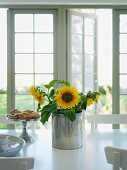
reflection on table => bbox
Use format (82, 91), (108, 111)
(1, 128), (127, 170)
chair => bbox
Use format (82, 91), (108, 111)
(86, 114), (127, 129)
(104, 146), (127, 170)
(0, 157), (34, 170)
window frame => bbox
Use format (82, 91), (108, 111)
(67, 10), (98, 92)
(67, 9), (98, 114)
(112, 9), (127, 128)
(7, 8), (68, 113)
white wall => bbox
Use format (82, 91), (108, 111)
(0, 0), (127, 5)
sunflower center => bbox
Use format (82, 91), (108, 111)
(62, 92), (73, 103)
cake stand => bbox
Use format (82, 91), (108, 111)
(6, 116), (38, 143)
(19, 120), (33, 143)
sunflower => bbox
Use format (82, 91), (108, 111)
(34, 93), (45, 105)
(28, 86), (36, 95)
(87, 98), (94, 106)
(55, 86), (80, 109)
(28, 86), (45, 104)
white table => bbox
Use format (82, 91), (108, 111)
(1, 128), (127, 170)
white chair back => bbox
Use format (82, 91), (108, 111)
(104, 146), (127, 170)
(86, 114), (127, 129)
(0, 157), (34, 170)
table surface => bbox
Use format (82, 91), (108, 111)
(1, 128), (127, 170)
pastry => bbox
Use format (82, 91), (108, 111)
(23, 109), (33, 113)
(19, 112), (32, 120)
(8, 113), (19, 119)
(8, 108), (40, 120)
(10, 109), (21, 115)
(31, 112), (40, 119)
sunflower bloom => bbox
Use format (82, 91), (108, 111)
(28, 86), (45, 104)
(55, 86), (80, 109)
(87, 98), (94, 106)
(34, 94), (45, 104)
(28, 86), (36, 95)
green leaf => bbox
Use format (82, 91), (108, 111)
(41, 105), (50, 112)
(61, 81), (70, 86)
(49, 89), (55, 98)
(81, 100), (87, 110)
(48, 79), (70, 88)
(41, 102), (55, 112)
(37, 104), (41, 112)
(40, 111), (51, 124)
(64, 109), (76, 122)
(40, 102), (57, 124)
(49, 80), (59, 86)
(44, 84), (50, 89)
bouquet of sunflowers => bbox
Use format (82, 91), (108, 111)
(28, 80), (100, 124)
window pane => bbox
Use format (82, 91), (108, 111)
(15, 54), (33, 73)
(34, 14), (53, 32)
(15, 74), (33, 94)
(72, 74), (82, 91)
(120, 34), (127, 53)
(120, 95), (127, 114)
(120, 75), (127, 94)
(35, 74), (53, 86)
(15, 95), (34, 110)
(84, 17), (95, 35)
(35, 54), (53, 73)
(15, 14), (33, 32)
(72, 15), (83, 34)
(85, 74), (94, 92)
(120, 15), (127, 33)
(15, 33), (33, 53)
(35, 34), (53, 53)
(86, 104), (95, 112)
(85, 55), (94, 74)
(120, 54), (127, 73)
(0, 94), (7, 114)
(72, 54), (83, 73)
(97, 9), (112, 89)
(72, 34), (82, 53)
(84, 36), (94, 54)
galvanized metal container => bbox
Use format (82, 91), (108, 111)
(52, 112), (83, 150)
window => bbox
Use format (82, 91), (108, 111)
(7, 9), (57, 113)
(0, 8), (67, 129)
(0, 7), (126, 130)
(68, 9), (113, 117)
(113, 10), (127, 129)
(67, 10), (98, 115)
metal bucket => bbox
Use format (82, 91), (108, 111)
(52, 113), (84, 150)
